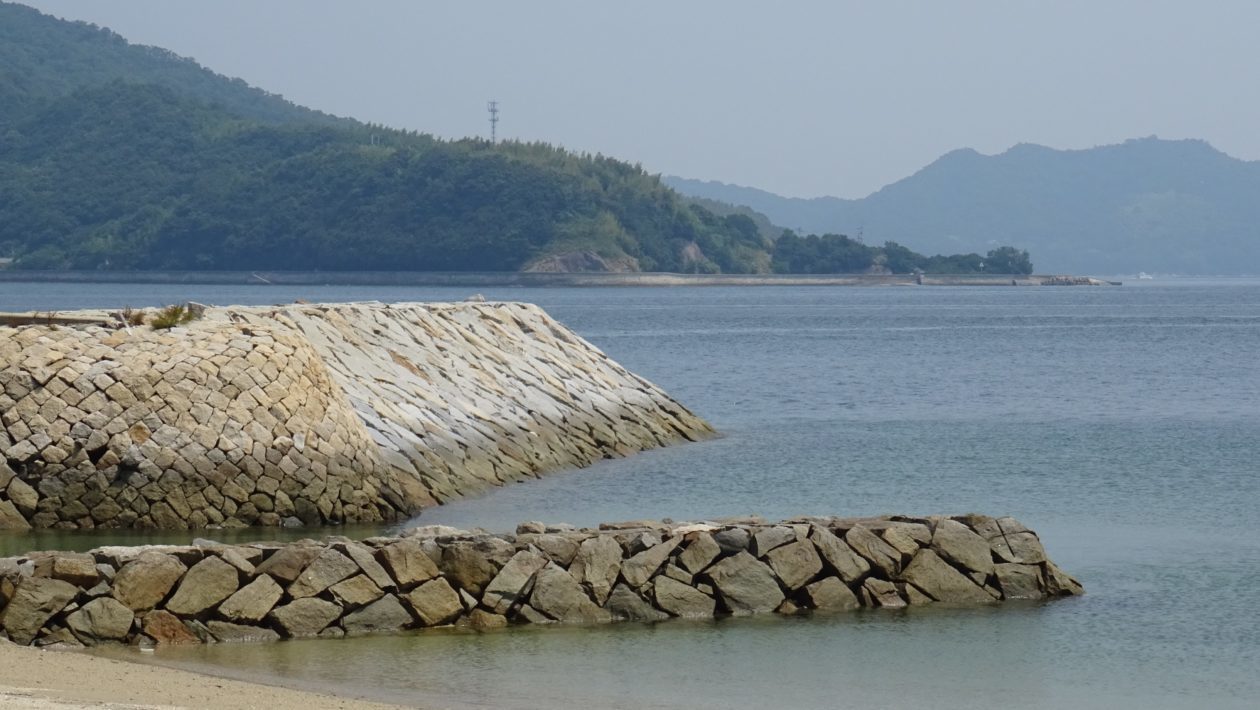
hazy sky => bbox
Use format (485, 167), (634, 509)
(21, 0), (1260, 198)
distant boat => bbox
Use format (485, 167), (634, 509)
(1138, 272), (1154, 280)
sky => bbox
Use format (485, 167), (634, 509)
(20, 0), (1260, 198)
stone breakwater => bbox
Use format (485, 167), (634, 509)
(0, 515), (1082, 647)
(0, 302), (712, 530)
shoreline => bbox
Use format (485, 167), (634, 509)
(0, 270), (1120, 287)
(0, 641), (404, 709)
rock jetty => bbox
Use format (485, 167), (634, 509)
(0, 302), (712, 530)
(0, 514), (1082, 647)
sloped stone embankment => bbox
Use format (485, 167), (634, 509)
(0, 514), (1082, 647)
(0, 302), (713, 529)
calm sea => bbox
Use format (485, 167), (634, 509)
(3, 279), (1258, 709)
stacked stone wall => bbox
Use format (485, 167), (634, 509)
(0, 302), (713, 529)
(0, 514), (1082, 647)
(0, 322), (393, 530)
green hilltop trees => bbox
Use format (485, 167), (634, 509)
(0, 2), (1036, 275)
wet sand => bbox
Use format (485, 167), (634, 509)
(0, 641), (405, 710)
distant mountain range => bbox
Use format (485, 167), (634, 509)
(666, 138), (1260, 275)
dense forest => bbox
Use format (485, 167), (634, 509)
(0, 2), (1032, 274)
(770, 233), (1032, 275)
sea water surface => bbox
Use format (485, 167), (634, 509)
(2, 280), (1258, 709)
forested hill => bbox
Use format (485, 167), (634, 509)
(0, 1), (343, 127)
(666, 138), (1260, 275)
(0, 2), (785, 273)
(0, 3), (1028, 274)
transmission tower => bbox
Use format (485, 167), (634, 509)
(487, 100), (499, 144)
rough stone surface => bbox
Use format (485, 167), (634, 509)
(65, 597), (134, 642)
(620, 539), (680, 588)
(439, 538), (515, 597)
(0, 576), (78, 644)
(142, 610), (200, 645)
(328, 575), (384, 609)
(403, 579), (464, 627)
(529, 564), (611, 623)
(342, 594), (413, 634)
(482, 550), (549, 614)
(764, 540), (823, 590)
(0, 515), (1079, 646)
(569, 536), (623, 605)
(0, 303), (713, 530)
(677, 533), (721, 574)
(750, 526), (796, 557)
(705, 552), (785, 614)
(288, 548), (359, 599)
(898, 550), (994, 604)
(604, 584), (669, 622)
(804, 577), (860, 612)
(809, 526), (870, 583)
(653, 577), (716, 618)
(994, 563), (1044, 600)
(377, 539), (439, 590)
(269, 597), (342, 637)
(111, 553), (187, 612)
(165, 556), (239, 616)
(712, 528), (750, 554)
(217, 575), (284, 623)
(931, 518), (996, 577)
(862, 578), (906, 608)
(845, 525), (903, 576)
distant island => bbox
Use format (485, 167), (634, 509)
(0, 2), (1032, 277)
(666, 137), (1260, 276)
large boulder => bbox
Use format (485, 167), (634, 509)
(569, 536), (624, 605)
(217, 575), (284, 623)
(804, 577), (860, 612)
(335, 542), (396, 590)
(764, 540), (823, 590)
(165, 556), (240, 616)
(253, 545), (322, 584)
(898, 550), (993, 604)
(65, 597), (134, 643)
(677, 533), (721, 574)
(328, 575), (385, 609)
(844, 525), (902, 576)
(0, 500), (30, 530)
(529, 564), (611, 623)
(269, 597), (342, 637)
(604, 584), (668, 622)
(141, 610), (199, 645)
(439, 537), (516, 596)
(620, 538), (680, 588)
(930, 519), (995, 578)
(0, 576), (79, 644)
(809, 527), (870, 583)
(703, 551), (784, 614)
(653, 577), (715, 618)
(482, 550), (549, 614)
(994, 563), (1043, 600)
(288, 548), (359, 599)
(111, 552), (187, 611)
(342, 594), (414, 634)
(376, 539), (440, 590)
(403, 579), (464, 626)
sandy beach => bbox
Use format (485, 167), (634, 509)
(0, 641), (404, 710)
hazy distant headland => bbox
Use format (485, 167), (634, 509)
(666, 137), (1260, 276)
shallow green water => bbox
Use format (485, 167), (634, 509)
(4, 279), (1259, 708)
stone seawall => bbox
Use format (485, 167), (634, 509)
(0, 302), (713, 529)
(0, 514), (1082, 647)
